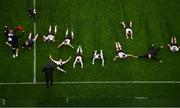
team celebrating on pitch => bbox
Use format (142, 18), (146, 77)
(2, 8), (180, 72)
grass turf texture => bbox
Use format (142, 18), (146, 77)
(0, 0), (180, 106)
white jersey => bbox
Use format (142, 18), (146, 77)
(126, 28), (132, 34)
(118, 52), (128, 58)
(170, 45), (179, 52)
(47, 34), (55, 40)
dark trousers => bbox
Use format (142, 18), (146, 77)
(45, 75), (53, 88)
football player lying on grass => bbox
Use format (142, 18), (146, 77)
(43, 25), (57, 42)
(139, 44), (163, 62)
(22, 32), (38, 49)
(28, 8), (36, 22)
(168, 37), (180, 52)
(92, 49), (104, 66)
(73, 45), (83, 68)
(49, 54), (71, 74)
(113, 42), (138, 61)
(57, 28), (74, 49)
(121, 21), (133, 39)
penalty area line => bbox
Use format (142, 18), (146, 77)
(1, 81), (180, 85)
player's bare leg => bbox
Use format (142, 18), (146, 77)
(48, 25), (52, 34)
(100, 50), (104, 66)
(28, 33), (32, 39)
(80, 60), (83, 68)
(129, 21), (132, 27)
(121, 22), (126, 28)
(171, 37), (174, 44)
(16, 48), (19, 57)
(92, 50), (97, 65)
(54, 25), (57, 35)
(69, 43), (74, 49)
(33, 34), (38, 42)
(127, 54), (138, 58)
(71, 30), (74, 39)
(173, 37), (177, 44)
(65, 28), (69, 37)
(57, 41), (65, 48)
(57, 67), (66, 74)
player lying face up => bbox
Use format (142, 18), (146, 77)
(92, 49), (104, 66)
(113, 42), (138, 61)
(73, 45), (83, 68)
(49, 54), (71, 74)
(22, 32), (38, 49)
(121, 21), (133, 39)
(43, 25), (57, 42)
(139, 44), (163, 62)
(168, 37), (180, 53)
(58, 28), (74, 49)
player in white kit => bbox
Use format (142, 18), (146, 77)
(73, 45), (83, 68)
(43, 25), (57, 42)
(92, 49), (104, 66)
(168, 37), (180, 52)
(113, 42), (137, 61)
(58, 28), (74, 49)
(121, 21), (133, 39)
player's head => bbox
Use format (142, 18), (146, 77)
(148, 54), (152, 59)
(9, 29), (13, 33)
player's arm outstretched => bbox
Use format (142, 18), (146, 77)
(49, 54), (58, 65)
(62, 56), (71, 65)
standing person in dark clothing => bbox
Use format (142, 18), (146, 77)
(41, 61), (55, 88)
(139, 44), (163, 62)
(28, 8), (36, 22)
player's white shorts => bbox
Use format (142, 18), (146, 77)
(118, 52), (128, 58)
(46, 35), (55, 41)
(170, 45), (179, 52)
(126, 28), (132, 34)
(64, 39), (71, 45)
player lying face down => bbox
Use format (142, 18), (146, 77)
(113, 42), (138, 61)
(168, 37), (180, 52)
(73, 45), (83, 68)
(121, 21), (133, 39)
(22, 32), (38, 49)
(139, 44), (163, 62)
(57, 28), (74, 49)
(49, 54), (71, 74)
(43, 25), (57, 42)
(92, 49), (104, 66)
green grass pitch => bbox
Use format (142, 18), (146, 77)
(0, 0), (180, 106)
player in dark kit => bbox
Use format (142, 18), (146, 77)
(139, 44), (163, 62)
(28, 8), (36, 22)
(11, 31), (25, 58)
(41, 61), (55, 88)
(22, 32), (38, 49)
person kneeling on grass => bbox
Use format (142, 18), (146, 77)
(49, 54), (71, 74)
(73, 45), (83, 68)
(92, 49), (104, 66)
(168, 37), (180, 52)
(57, 28), (74, 49)
(22, 32), (38, 49)
(113, 42), (138, 61)
(139, 44), (163, 62)
(43, 25), (57, 42)
(121, 21), (133, 39)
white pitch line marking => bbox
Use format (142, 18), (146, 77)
(33, 0), (37, 83)
(1, 81), (180, 85)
